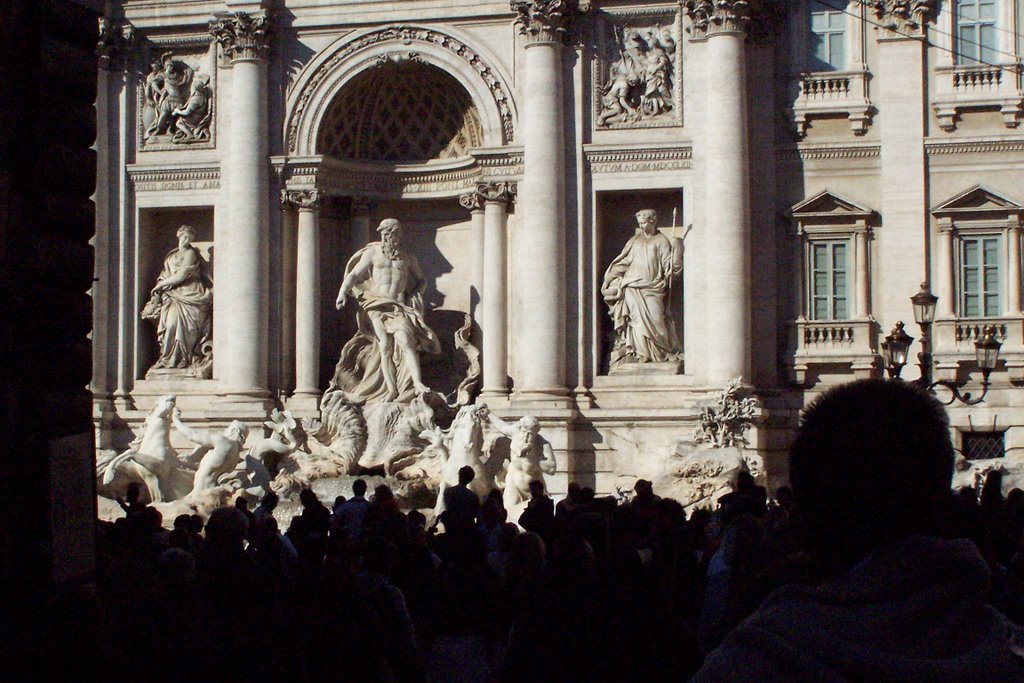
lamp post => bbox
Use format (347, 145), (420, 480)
(881, 282), (1002, 405)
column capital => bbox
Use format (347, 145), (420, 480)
(210, 11), (272, 62)
(477, 181), (518, 206)
(683, 1), (784, 41)
(683, 0), (751, 38)
(511, 0), (587, 45)
(96, 16), (135, 71)
(867, 0), (935, 37)
(282, 189), (320, 210)
(459, 191), (485, 213)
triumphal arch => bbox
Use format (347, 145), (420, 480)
(92, 1), (1024, 512)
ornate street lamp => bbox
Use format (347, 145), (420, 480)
(882, 283), (1003, 405)
(910, 281), (938, 326)
(881, 321), (913, 380)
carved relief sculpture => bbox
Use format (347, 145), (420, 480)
(598, 22), (677, 127)
(142, 53), (213, 144)
(602, 209), (684, 366)
(333, 218), (441, 403)
(866, 0), (935, 34)
(142, 224), (213, 377)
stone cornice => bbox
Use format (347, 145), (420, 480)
(867, 0), (935, 36)
(777, 144), (881, 162)
(511, 0), (586, 45)
(97, 16), (136, 71)
(584, 144), (692, 173)
(127, 163), (220, 192)
(925, 138), (1024, 156)
(210, 11), (271, 62)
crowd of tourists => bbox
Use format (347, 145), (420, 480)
(38, 380), (1024, 680)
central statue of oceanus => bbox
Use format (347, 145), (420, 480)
(332, 218), (441, 403)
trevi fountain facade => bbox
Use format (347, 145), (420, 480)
(91, 0), (1024, 517)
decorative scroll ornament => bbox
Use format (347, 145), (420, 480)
(694, 378), (758, 448)
(96, 16), (135, 71)
(867, 0), (935, 35)
(459, 191), (485, 212)
(477, 181), (517, 205)
(510, 0), (586, 45)
(282, 189), (321, 210)
(209, 11), (272, 62)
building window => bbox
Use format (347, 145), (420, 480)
(809, 1), (847, 71)
(810, 241), (849, 320)
(956, 0), (998, 65)
(959, 235), (1001, 317)
(963, 430), (1005, 459)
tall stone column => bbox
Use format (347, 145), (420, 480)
(210, 11), (272, 401)
(1008, 223), (1022, 315)
(855, 228), (871, 318)
(684, 1), (755, 383)
(285, 190), (322, 408)
(350, 197), (372, 252)
(459, 191), (486, 321)
(937, 226), (955, 318)
(479, 182), (516, 398)
(510, 0), (580, 403)
(278, 192), (298, 396)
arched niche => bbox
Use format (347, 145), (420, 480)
(318, 60), (484, 163)
(285, 25), (517, 158)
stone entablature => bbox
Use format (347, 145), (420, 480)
(584, 143), (692, 174)
(127, 163), (220, 193)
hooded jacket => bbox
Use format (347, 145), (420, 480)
(692, 536), (1024, 682)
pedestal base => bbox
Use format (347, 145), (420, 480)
(609, 360), (684, 376)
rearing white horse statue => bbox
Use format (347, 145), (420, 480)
(434, 403), (490, 516)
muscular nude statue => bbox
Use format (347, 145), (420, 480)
(334, 219), (440, 403)
(172, 408), (249, 498)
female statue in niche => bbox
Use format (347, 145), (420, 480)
(142, 224), (213, 375)
(601, 209), (683, 366)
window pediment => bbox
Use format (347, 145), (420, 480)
(791, 190), (876, 234)
(932, 185), (1024, 221)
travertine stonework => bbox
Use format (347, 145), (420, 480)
(93, 1), (1024, 503)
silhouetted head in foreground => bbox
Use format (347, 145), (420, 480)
(458, 465), (475, 486)
(789, 379), (954, 572)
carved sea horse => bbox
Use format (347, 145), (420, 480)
(434, 403), (490, 516)
(99, 394), (193, 503)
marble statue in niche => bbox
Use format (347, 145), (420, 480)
(598, 22), (677, 127)
(142, 224), (213, 377)
(142, 52), (212, 144)
(333, 218), (441, 403)
(601, 209), (683, 367)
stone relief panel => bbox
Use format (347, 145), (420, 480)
(138, 44), (216, 151)
(594, 9), (682, 130)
